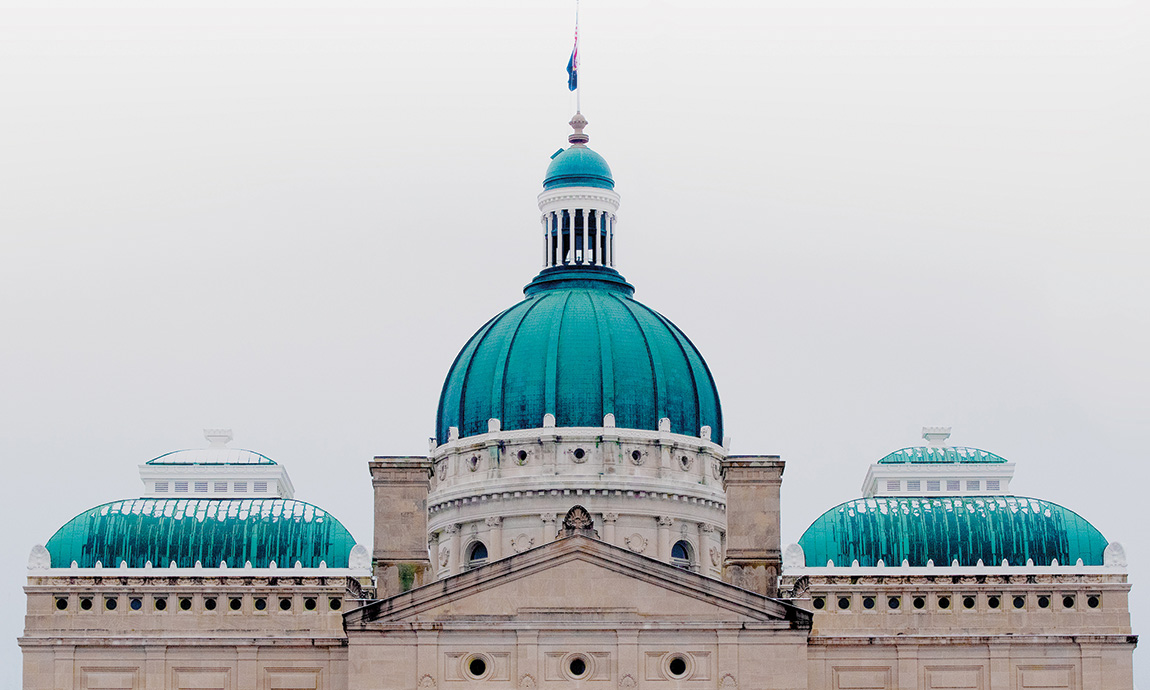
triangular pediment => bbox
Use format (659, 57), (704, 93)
(344, 535), (807, 628)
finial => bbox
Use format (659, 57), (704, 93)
(204, 428), (233, 448)
(568, 112), (589, 145)
(922, 426), (951, 447)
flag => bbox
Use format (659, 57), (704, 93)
(566, 27), (578, 91)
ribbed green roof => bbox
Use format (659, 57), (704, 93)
(543, 146), (614, 190)
(436, 267), (722, 444)
(147, 448), (277, 465)
(798, 496), (1107, 567)
(46, 499), (357, 568)
(877, 446), (1007, 464)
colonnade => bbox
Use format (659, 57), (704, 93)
(540, 208), (616, 268)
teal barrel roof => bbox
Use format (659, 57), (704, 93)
(798, 496), (1107, 567)
(45, 498), (357, 568)
(436, 266), (722, 444)
(877, 446), (1007, 464)
(147, 448), (276, 465)
(543, 146), (614, 190)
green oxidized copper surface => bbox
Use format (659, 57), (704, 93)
(798, 496), (1107, 567)
(436, 267), (722, 444)
(46, 499), (357, 568)
(146, 448), (277, 465)
(543, 146), (614, 190)
(877, 446), (1008, 464)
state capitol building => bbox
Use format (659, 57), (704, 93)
(19, 110), (1137, 689)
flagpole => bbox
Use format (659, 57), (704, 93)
(575, 0), (580, 113)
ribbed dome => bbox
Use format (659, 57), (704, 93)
(798, 496), (1107, 567)
(543, 146), (614, 190)
(46, 498), (358, 568)
(436, 267), (722, 444)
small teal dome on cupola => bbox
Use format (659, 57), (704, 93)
(542, 112), (614, 190)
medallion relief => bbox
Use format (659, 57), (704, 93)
(625, 533), (648, 553)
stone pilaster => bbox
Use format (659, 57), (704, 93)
(370, 456), (433, 597)
(721, 455), (784, 596)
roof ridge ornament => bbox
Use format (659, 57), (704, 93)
(568, 112), (589, 146)
(922, 426), (951, 448)
(204, 428), (233, 448)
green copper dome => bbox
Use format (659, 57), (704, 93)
(45, 498), (358, 568)
(798, 496), (1107, 568)
(543, 146), (614, 190)
(436, 266), (722, 444)
(877, 446), (1008, 464)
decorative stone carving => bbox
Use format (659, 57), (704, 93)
(485, 516), (503, 528)
(710, 546), (721, 567)
(619, 674), (637, 688)
(719, 672), (738, 690)
(349, 544), (370, 570)
(560, 505), (599, 537)
(418, 674), (437, 689)
(439, 547), (450, 567)
(629, 449), (645, 465)
(658, 516), (674, 527)
(513, 534), (535, 553)
(712, 462), (722, 480)
(625, 534), (648, 553)
(519, 674), (536, 689)
(602, 512), (619, 524)
(783, 543), (805, 569)
(467, 455), (479, 472)
(444, 524), (461, 535)
(678, 454), (693, 471)
(27, 544), (50, 570)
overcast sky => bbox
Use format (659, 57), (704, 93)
(1, 0), (1147, 686)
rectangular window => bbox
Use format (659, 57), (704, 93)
(946, 480), (960, 491)
(174, 481), (189, 492)
(254, 481), (268, 493)
(986, 479), (1000, 491)
(194, 481), (208, 493)
(906, 480), (921, 492)
(234, 482), (247, 493)
(967, 480), (981, 491)
(886, 480), (900, 492)
(214, 481), (228, 492)
(927, 480), (940, 492)
(154, 481), (168, 493)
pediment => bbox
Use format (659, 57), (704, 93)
(345, 535), (806, 628)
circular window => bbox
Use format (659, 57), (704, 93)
(837, 596), (851, 610)
(204, 597), (217, 611)
(467, 456), (479, 472)
(55, 597), (68, 611)
(963, 596), (976, 609)
(812, 597), (825, 610)
(1088, 595), (1101, 609)
(1063, 595), (1075, 609)
(329, 597), (342, 611)
(517, 449), (528, 464)
(105, 597), (117, 611)
(1037, 595), (1050, 609)
(913, 596), (926, 610)
(631, 449), (644, 465)
(667, 655), (689, 679)
(254, 597), (267, 611)
(79, 598), (92, 611)
(573, 448), (586, 462)
(279, 598), (292, 611)
(130, 598), (142, 611)
(154, 598), (167, 611)
(465, 655), (490, 680)
(1013, 596), (1026, 609)
(938, 596), (951, 610)
(988, 596), (1001, 609)
(304, 597), (317, 611)
(564, 654), (592, 680)
(229, 597), (242, 611)
(679, 455), (692, 470)
(862, 596), (875, 610)
(887, 596), (900, 610)
(179, 597), (192, 611)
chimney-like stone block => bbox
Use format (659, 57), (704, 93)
(722, 455), (784, 597)
(369, 456), (433, 598)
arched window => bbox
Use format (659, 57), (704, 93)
(671, 540), (692, 569)
(467, 542), (488, 569)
